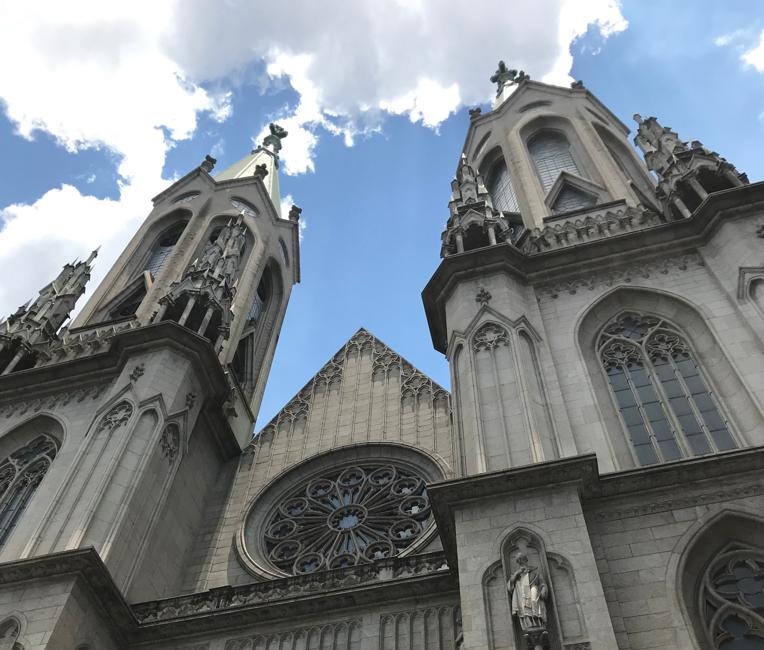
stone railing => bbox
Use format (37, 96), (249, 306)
(132, 552), (450, 623)
(520, 201), (665, 255)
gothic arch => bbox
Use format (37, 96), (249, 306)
(0, 615), (23, 649)
(576, 287), (763, 469)
(0, 417), (61, 549)
(129, 208), (191, 281)
(478, 146), (520, 215)
(592, 122), (655, 199)
(677, 510), (764, 649)
(234, 258), (285, 401)
(190, 214), (258, 279)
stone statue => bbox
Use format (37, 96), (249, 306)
(263, 122), (289, 152)
(508, 551), (548, 648)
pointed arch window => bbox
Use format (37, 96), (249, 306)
(528, 131), (581, 191)
(0, 434), (58, 547)
(146, 222), (186, 278)
(0, 617), (20, 650)
(598, 312), (736, 466)
(485, 160), (519, 213)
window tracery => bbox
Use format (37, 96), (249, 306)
(486, 160), (519, 213)
(701, 547), (764, 649)
(0, 435), (58, 547)
(262, 462), (432, 575)
(528, 131), (581, 192)
(598, 312), (735, 465)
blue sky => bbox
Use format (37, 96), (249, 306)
(0, 1), (763, 429)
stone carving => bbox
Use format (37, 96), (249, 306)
(185, 392), (197, 409)
(262, 122), (288, 153)
(42, 319), (139, 367)
(132, 551), (449, 623)
(520, 204), (663, 255)
(570, 80), (584, 89)
(253, 163), (268, 179)
(469, 107), (482, 120)
(95, 401), (133, 434)
(508, 551), (549, 649)
(473, 323), (510, 351)
(288, 205), (302, 222)
(536, 252), (704, 299)
(200, 154), (216, 173)
(129, 364), (144, 382)
(160, 423), (181, 463)
(476, 287), (492, 305)
(490, 61), (528, 96)
(757, 224), (764, 238)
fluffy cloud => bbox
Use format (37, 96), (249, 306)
(742, 29), (764, 72)
(0, 0), (627, 314)
(167, 0), (627, 173)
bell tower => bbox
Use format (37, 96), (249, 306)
(72, 122), (301, 416)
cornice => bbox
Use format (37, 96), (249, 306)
(429, 446), (764, 569)
(422, 182), (764, 352)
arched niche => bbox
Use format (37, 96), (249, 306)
(488, 528), (587, 649)
(577, 288), (763, 470)
(230, 258), (284, 400)
(679, 511), (764, 649)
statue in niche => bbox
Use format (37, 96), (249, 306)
(508, 550), (549, 649)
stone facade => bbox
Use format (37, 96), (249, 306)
(0, 73), (760, 650)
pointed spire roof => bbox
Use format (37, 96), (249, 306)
(215, 122), (288, 210)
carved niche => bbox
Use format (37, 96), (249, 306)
(483, 530), (588, 650)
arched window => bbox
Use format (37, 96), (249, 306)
(146, 222), (186, 278)
(528, 131), (581, 191)
(0, 434), (58, 547)
(0, 618), (20, 650)
(485, 160), (519, 213)
(700, 546), (764, 649)
(598, 312), (736, 466)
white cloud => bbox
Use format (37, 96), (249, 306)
(166, 0), (628, 174)
(0, 0), (627, 315)
(743, 29), (764, 72)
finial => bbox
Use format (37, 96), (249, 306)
(288, 205), (302, 223)
(263, 122), (289, 153)
(570, 80), (584, 89)
(489, 61), (528, 97)
(86, 247), (100, 265)
(469, 107), (482, 120)
(253, 163), (269, 180)
(200, 154), (217, 173)
(633, 113), (644, 125)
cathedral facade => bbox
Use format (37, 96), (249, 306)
(0, 68), (761, 650)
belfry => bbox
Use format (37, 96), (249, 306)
(0, 65), (761, 650)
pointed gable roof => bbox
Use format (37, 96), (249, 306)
(255, 328), (449, 437)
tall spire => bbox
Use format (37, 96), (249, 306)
(0, 251), (97, 373)
(633, 114), (747, 218)
(215, 123), (289, 210)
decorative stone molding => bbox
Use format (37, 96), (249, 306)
(0, 383), (107, 418)
(590, 483), (763, 522)
(536, 252), (704, 299)
(737, 267), (764, 300)
(95, 401), (133, 434)
(129, 364), (145, 382)
(132, 551), (450, 624)
(472, 323), (510, 351)
(475, 287), (492, 305)
(226, 620), (360, 650)
(520, 203), (664, 255)
(160, 423), (181, 463)
(564, 643), (592, 650)
(42, 319), (139, 367)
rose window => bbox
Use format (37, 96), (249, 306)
(262, 463), (433, 574)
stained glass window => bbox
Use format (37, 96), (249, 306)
(486, 160), (519, 213)
(528, 131), (581, 191)
(598, 312), (736, 465)
(263, 462), (432, 574)
(0, 434), (58, 547)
